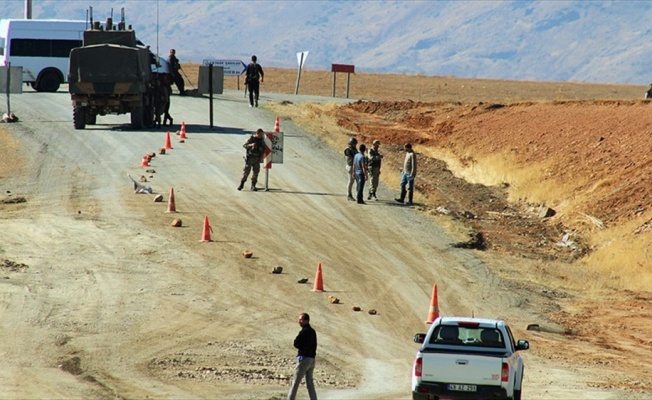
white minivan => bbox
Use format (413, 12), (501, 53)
(0, 19), (87, 92)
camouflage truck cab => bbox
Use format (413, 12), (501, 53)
(68, 14), (156, 130)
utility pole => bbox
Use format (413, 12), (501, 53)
(25, 0), (33, 19)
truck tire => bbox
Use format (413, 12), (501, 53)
(73, 106), (86, 130)
(130, 106), (144, 129)
(514, 390), (522, 400)
(85, 112), (97, 125)
(37, 71), (61, 92)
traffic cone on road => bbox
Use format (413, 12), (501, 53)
(273, 116), (280, 133)
(200, 215), (213, 242)
(179, 121), (187, 139)
(166, 187), (177, 213)
(425, 284), (440, 324)
(165, 131), (173, 150)
(311, 262), (324, 292)
(141, 155), (150, 167)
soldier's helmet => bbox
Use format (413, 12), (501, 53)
(348, 137), (358, 145)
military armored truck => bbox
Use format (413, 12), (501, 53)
(68, 11), (156, 129)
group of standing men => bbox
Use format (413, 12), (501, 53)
(346, 138), (417, 205)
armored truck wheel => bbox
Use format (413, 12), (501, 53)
(85, 112), (97, 125)
(130, 106), (144, 129)
(73, 106), (86, 129)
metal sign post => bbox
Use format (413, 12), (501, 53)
(5, 62), (11, 116)
(331, 64), (355, 98)
(208, 63), (214, 128)
(295, 51), (309, 95)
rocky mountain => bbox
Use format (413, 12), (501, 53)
(1, 0), (651, 84)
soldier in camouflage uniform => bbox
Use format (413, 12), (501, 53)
(238, 129), (265, 191)
(367, 140), (383, 200)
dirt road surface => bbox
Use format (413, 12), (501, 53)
(0, 85), (648, 399)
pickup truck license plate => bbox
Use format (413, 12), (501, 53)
(448, 384), (477, 392)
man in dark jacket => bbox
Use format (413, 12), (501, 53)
(288, 313), (317, 400)
(168, 49), (185, 95)
(238, 129), (265, 191)
(245, 55), (265, 107)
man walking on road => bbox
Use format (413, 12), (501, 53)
(238, 129), (265, 191)
(353, 144), (369, 204)
(245, 55), (265, 107)
(367, 140), (383, 200)
(288, 312), (318, 400)
(344, 137), (358, 201)
(395, 143), (417, 205)
(167, 49), (185, 95)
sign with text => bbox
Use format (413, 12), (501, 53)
(264, 131), (284, 168)
(202, 59), (246, 76)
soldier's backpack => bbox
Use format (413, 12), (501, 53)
(248, 63), (260, 81)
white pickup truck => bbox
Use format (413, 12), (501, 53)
(412, 317), (530, 400)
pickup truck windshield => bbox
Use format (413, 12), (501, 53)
(428, 325), (505, 349)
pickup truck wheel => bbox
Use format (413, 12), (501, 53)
(130, 106), (144, 129)
(37, 71), (61, 92)
(73, 106), (86, 130)
(513, 389), (522, 400)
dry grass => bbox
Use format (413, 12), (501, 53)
(182, 65), (647, 103)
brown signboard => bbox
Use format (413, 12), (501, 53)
(331, 64), (355, 73)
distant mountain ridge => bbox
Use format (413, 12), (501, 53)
(1, 0), (650, 84)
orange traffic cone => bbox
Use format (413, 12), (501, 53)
(166, 187), (176, 213)
(273, 116), (280, 133)
(179, 121), (187, 139)
(312, 262), (324, 292)
(200, 215), (213, 242)
(141, 155), (150, 167)
(425, 284), (440, 324)
(165, 130), (173, 150)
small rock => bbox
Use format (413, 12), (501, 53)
(139, 175), (147, 182)
(145, 169), (156, 174)
(328, 295), (340, 304)
(242, 250), (253, 259)
(352, 306), (361, 312)
(539, 206), (556, 218)
(272, 266), (283, 274)
(368, 309), (377, 315)
(153, 194), (164, 202)
(159, 148), (166, 155)
(297, 278), (308, 284)
(171, 218), (182, 227)
(148, 152), (156, 159)
(179, 139), (185, 143)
